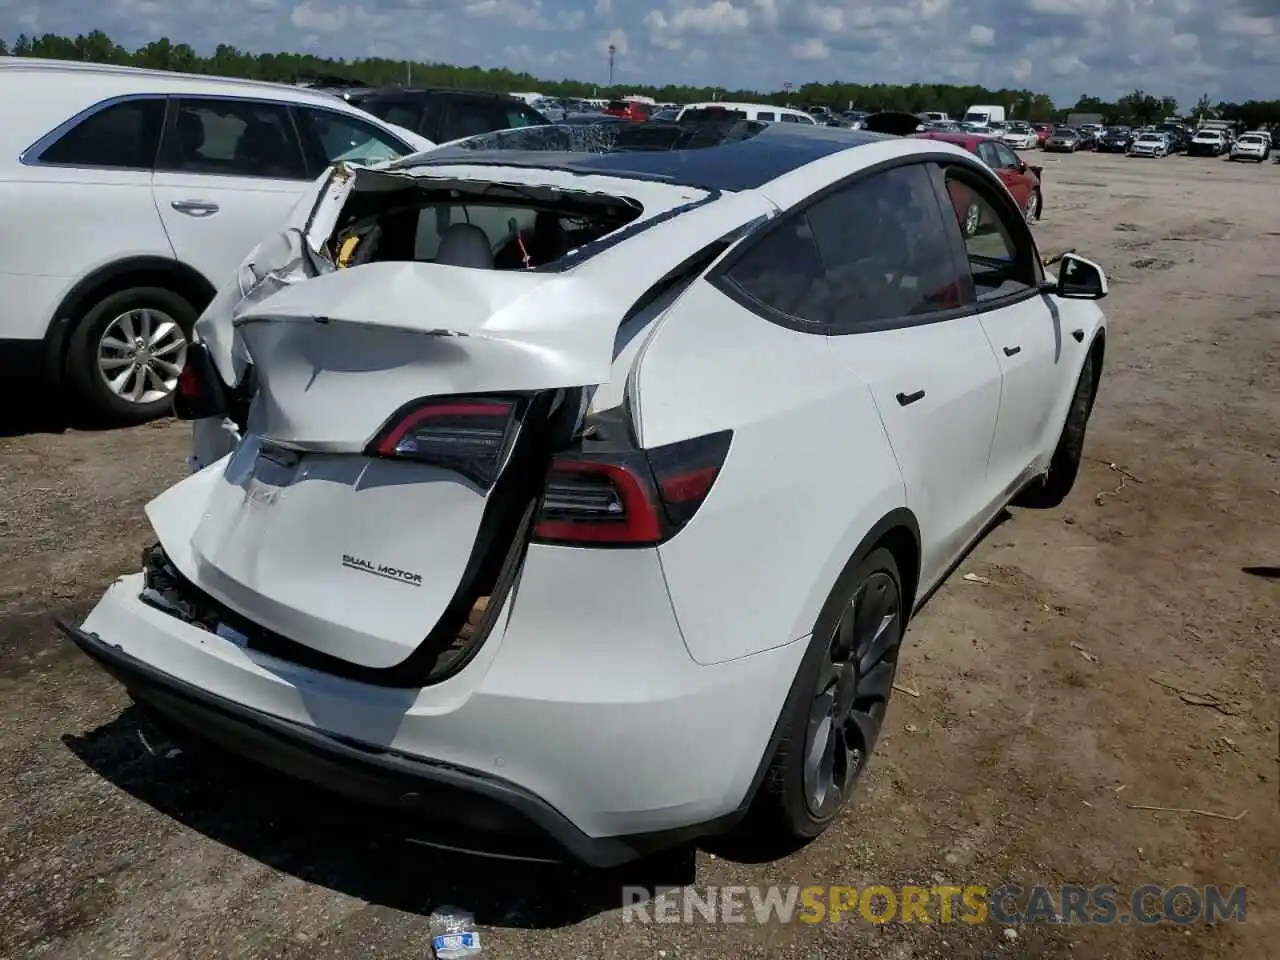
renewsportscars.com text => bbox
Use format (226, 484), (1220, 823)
(621, 884), (1247, 925)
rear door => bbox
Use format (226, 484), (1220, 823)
(811, 161), (1005, 587)
(938, 162), (1061, 492)
(151, 96), (314, 290)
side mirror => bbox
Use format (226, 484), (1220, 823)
(1056, 252), (1108, 300)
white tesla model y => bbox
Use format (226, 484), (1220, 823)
(61, 119), (1109, 866)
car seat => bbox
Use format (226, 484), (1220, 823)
(235, 117), (293, 177)
(435, 223), (495, 269)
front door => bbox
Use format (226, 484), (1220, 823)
(151, 96), (314, 291)
(938, 163), (1062, 491)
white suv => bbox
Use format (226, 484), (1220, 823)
(0, 58), (433, 423)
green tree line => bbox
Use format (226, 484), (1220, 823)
(4, 30), (1278, 126)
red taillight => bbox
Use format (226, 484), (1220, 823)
(172, 341), (229, 421)
(532, 429), (732, 547)
(365, 395), (521, 489)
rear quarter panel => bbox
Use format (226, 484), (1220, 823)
(633, 279), (906, 666)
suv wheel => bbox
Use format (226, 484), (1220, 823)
(67, 286), (196, 426)
(751, 547), (904, 844)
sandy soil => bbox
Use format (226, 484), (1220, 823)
(0, 150), (1277, 960)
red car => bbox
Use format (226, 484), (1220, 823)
(1034, 123), (1053, 147)
(909, 131), (1043, 228)
(601, 99), (653, 122)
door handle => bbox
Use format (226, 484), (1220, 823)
(170, 199), (219, 217)
(1003, 345), (1022, 356)
(896, 389), (926, 406)
(1071, 328), (1084, 342)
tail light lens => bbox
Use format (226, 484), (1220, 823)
(365, 395), (522, 489)
(533, 429), (732, 547)
(173, 341), (229, 421)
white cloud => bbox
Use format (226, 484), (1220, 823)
(597, 25), (629, 56)
(791, 36), (830, 59)
(290, 1), (345, 33)
(967, 24), (995, 46)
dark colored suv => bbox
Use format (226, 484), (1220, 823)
(347, 88), (549, 143)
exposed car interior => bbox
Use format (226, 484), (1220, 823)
(328, 187), (643, 271)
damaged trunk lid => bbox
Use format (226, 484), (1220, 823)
(166, 261), (623, 677)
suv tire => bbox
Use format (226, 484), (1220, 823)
(66, 286), (197, 426)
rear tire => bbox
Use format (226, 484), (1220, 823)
(66, 286), (197, 426)
(1014, 352), (1097, 509)
(748, 547), (904, 847)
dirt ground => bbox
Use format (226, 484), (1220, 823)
(1, 150), (1277, 960)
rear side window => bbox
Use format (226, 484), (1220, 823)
(721, 163), (968, 329)
(757, 112), (776, 122)
(38, 97), (165, 169)
(721, 214), (827, 323)
(158, 98), (308, 179)
(363, 100), (424, 133)
(439, 99), (507, 141)
(806, 163), (966, 327)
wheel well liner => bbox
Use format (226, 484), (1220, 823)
(44, 257), (218, 381)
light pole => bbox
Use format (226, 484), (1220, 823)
(608, 43), (615, 88)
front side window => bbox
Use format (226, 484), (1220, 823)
(300, 108), (409, 168)
(991, 142), (1022, 169)
(780, 113), (799, 123)
(158, 98), (308, 179)
(37, 97), (166, 169)
(943, 168), (1039, 302)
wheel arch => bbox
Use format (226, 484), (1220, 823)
(732, 506), (922, 819)
(43, 257), (218, 383)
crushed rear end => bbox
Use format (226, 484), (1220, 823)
(60, 152), (795, 862)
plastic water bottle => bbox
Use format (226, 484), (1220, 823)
(429, 906), (484, 958)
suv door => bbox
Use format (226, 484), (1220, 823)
(435, 96), (547, 142)
(804, 162), (1006, 587)
(151, 97), (314, 291)
(938, 162), (1062, 493)
(977, 139), (1031, 210)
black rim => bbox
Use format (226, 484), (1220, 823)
(803, 571), (902, 819)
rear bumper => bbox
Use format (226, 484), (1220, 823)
(59, 618), (646, 865)
(63, 565), (806, 863)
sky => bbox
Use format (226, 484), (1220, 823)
(2, 0), (1278, 106)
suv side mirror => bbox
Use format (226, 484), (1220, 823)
(1056, 252), (1108, 300)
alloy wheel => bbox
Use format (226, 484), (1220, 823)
(97, 308), (189, 405)
(802, 570), (902, 819)
(1024, 189), (1039, 225)
(964, 203), (981, 237)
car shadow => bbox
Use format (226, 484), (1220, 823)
(61, 705), (698, 929)
(0, 382), (106, 438)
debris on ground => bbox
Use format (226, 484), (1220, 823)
(1070, 641), (1098, 663)
(1149, 676), (1245, 715)
(962, 572), (992, 585)
(1128, 804), (1249, 822)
